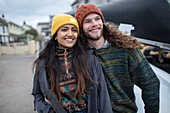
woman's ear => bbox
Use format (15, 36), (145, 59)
(55, 36), (58, 40)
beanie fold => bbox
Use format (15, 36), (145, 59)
(51, 14), (79, 36)
(75, 4), (105, 29)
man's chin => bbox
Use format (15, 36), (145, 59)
(86, 34), (101, 40)
(87, 36), (100, 41)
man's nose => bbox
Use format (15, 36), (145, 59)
(91, 19), (97, 26)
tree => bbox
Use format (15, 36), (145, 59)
(25, 29), (38, 38)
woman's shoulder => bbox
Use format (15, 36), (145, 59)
(36, 59), (45, 68)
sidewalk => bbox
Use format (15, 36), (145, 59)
(0, 55), (36, 113)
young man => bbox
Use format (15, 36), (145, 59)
(75, 4), (160, 113)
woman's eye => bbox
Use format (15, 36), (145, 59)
(72, 29), (78, 32)
(61, 29), (67, 31)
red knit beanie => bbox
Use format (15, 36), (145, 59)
(75, 4), (105, 29)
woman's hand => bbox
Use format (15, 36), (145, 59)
(45, 98), (51, 105)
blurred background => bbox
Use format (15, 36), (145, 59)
(0, 0), (170, 113)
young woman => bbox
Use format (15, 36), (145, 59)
(32, 14), (112, 113)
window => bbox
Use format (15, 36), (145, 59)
(3, 26), (5, 33)
(0, 36), (2, 44)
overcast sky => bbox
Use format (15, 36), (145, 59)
(0, 0), (75, 29)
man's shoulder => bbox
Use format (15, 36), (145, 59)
(109, 46), (142, 54)
(98, 45), (128, 53)
(98, 46), (143, 58)
(86, 49), (94, 55)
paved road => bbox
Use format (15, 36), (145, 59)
(0, 55), (36, 113)
(0, 55), (169, 113)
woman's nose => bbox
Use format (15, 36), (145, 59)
(67, 30), (73, 36)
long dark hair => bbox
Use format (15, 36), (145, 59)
(33, 34), (91, 105)
(80, 22), (141, 50)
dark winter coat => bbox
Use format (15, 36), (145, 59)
(32, 50), (113, 113)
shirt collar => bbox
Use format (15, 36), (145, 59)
(102, 40), (111, 48)
(89, 40), (111, 50)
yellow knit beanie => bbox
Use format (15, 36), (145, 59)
(51, 14), (79, 36)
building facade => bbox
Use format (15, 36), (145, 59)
(8, 21), (25, 43)
(37, 22), (50, 36)
(0, 16), (37, 55)
(22, 21), (33, 31)
(0, 17), (9, 45)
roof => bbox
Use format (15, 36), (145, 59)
(37, 22), (49, 26)
(0, 17), (8, 26)
(23, 24), (33, 29)
(8, 21), (23, 28)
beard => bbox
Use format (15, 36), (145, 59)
(83, 30), (102, 41)
(87, 34), (101, 41)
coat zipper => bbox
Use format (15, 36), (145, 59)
(64, 48), (69, 74)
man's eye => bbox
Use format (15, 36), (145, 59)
(96, 17), (101, 21)
(84, 20), (91, 23)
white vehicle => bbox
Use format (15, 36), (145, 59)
(135, 63), (170, 113)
